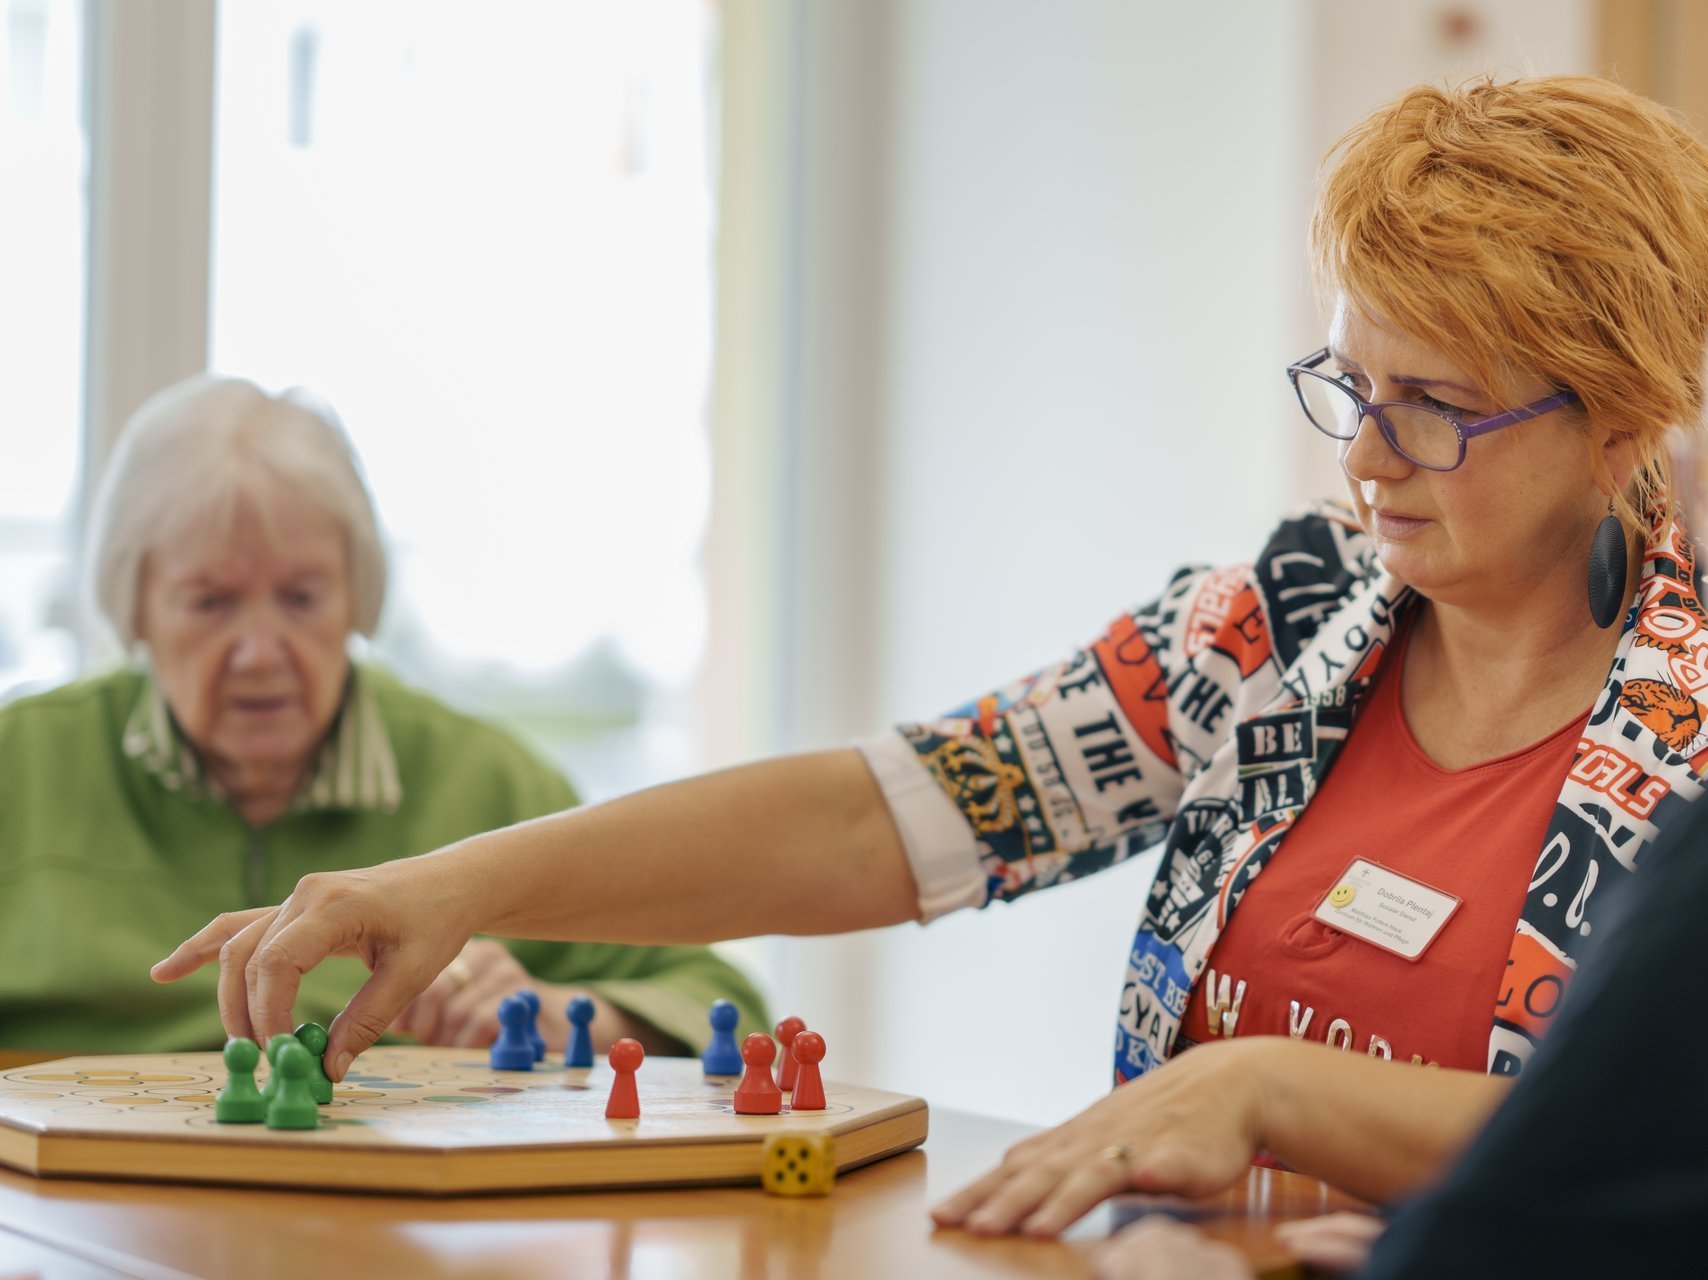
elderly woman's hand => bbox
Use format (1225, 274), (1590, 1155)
(391, 942), (684, 1056)
(392, 939), (540, 1049)
(151, 855), (483, 1079)
(932, 1038), (1273, 1238)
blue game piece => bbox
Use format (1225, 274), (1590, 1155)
(564, 994), (595, 1069)
(518, 989), (546, 1062)
(702, 998), (743, 1076)
(489, 994), (536, 1071)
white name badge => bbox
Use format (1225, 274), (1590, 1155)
(1313, 858), (1461, 961)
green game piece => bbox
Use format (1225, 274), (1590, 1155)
(264, 1043), (320, 1130)
(261, 1032), (300, 1106)
(294, 1022), (334, 1105)
(215, 1037), (266, 1124)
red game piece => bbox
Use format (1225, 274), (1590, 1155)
(605, 1038), (644, 1119)
(789, 1031), (826, 1111)
(773, 1016), (806, 1091)
(732, 1032), (782, 1114)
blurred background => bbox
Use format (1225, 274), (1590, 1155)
(1, 0), (1695, 1123)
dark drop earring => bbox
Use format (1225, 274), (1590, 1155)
(1587, 503), (1627, 629)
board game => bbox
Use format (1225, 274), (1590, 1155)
(0, 1047), (928, 1195)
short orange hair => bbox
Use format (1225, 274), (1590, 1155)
(1312, 76), (1708, 529)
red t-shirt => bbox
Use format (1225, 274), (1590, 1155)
(1179, 623), (1588, 1070)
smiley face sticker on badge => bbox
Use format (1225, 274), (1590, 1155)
(1328, 883), (1357, 909)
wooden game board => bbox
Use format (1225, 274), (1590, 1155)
(0, 1046), (928, 1195)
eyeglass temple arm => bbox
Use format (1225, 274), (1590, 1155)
(1288, 347), (1332, 374)
(1459, 391), (1579, 438)
(1285, 350), (1576, 435)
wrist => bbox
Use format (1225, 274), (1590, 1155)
(1221, 1036), (1293, 1156)
(445, 826), (539, 934)
(418, 836), (506, 938)
(1242, 1037), (1334, 1167)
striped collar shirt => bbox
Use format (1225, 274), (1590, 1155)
(121, 667), (403, 815)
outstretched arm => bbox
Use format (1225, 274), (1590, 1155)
(153, 749), (917, 1077)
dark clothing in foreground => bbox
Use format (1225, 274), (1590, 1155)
(1361, 797), (1708, 1278)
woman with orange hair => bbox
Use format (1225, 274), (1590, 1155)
(158, 75), (1708, 1236)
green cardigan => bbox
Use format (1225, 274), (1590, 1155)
(0, 666), (768, 1054)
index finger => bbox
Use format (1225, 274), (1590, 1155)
(151, 907), (277, 983)
(931, 1162), (1020, 1227)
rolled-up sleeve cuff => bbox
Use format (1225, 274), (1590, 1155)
(855, 732), (988, 921)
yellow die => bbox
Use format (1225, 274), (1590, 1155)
(761, 1131), (836, 1196)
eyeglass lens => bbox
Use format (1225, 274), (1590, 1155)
(1295, 373), (1461, 469)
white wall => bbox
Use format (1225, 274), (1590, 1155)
(759, 0), (1597, 1126)
(869, 0), (1306, 1125)
(770, 0), (1307, 1125)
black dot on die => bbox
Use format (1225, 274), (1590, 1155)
(797, 1171), (809, 1185)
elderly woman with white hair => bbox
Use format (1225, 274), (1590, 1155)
(0, 374), (767, 1056)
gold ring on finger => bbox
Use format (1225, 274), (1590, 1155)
(445, 957), (474, 989)
(1101, 1142), (1134, 1167)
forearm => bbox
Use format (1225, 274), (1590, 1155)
(154, 748), (923, 1072)
(1253, 1039), (1511, 1203)
(432, 748), (921, 945)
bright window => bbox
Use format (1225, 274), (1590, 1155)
(0, 0), (84, 699)
(210, 0), (718, 796)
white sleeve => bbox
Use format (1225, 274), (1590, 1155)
(855, 732), (988, 921)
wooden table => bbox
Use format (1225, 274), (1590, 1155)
(0, 1073), (1367, 1280)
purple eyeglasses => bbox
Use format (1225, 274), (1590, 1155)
(1287, 347), (1579, 472)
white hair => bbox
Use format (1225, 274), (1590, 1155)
(86, 374), (388, 648)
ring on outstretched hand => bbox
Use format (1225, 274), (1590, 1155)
(1101, 1143), (1135, 1167)
(445, 957), (474, 989)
